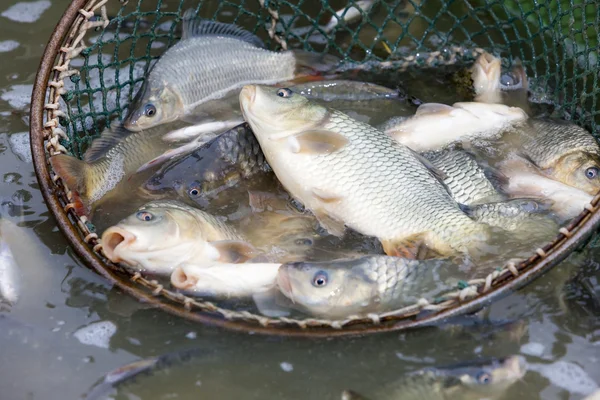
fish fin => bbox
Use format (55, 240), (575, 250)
(49, 154), (90, 215)
(288, 130), (349, 154)
(252, 288), (291, 318)
(415, 103), (454, 116)
(291, 50), (340, 74)
(136, 141), (205, 173)
(163, 120), (244, 142)
(341, 390), (370, 400)
(312, 188), (343, 204)
(410, 149), (448, 181)
(314, 209), (345, 237)
(209, 240), (257, 263)
(83, 121), (131, 163)
(181, 9), (264, 48)
(381, 234), (440, 260)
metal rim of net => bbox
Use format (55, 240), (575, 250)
(29, 0), (600, 337)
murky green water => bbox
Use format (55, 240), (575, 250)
(0, 0), (599, 399)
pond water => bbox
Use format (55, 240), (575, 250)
(0, 0), (599, 399)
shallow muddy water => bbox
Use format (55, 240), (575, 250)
(0, 0), (599, 399)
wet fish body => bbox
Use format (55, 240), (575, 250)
(422, 148), (505, 205)
(145, 123), (271, 204)
(171, 262), (281, 298)
(241, 85), (487, 257)
(343, 356), (526, 400)
(101, 200), (254, 274)
(124, 11), (319, 131)
(277, 255), (455, 319)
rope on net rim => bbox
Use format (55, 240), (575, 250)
(41, 0), (600, 330)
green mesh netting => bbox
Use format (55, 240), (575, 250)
(59, 0), (600, 160)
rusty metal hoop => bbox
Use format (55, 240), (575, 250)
(30, 0), (600, 337)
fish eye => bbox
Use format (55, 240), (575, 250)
(277, 88), (292, 98)
(585, 166), (599, 179)
(188, 187), (200, 197)
(144, 104), (157, 117)
(312, 270), (328, 287)
(476, 372), (492, 384)
(136, 211), (154, 222)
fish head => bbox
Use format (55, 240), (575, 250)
(445, 356), (526, 398)
(240, 85), (327, 140)
(471, 52), (501, 102)
(549, 151), (600, 195)
(100, 201), (203, 273)
(277, 260), (376, 318)
(124, 83), (182, 131)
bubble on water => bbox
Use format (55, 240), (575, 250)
(520, 342), (545, 357)
(280, 362), (294, 372)
(529, 361), (598, 395)
(1, 1), (52, 23)
(8, 132), (31, 163)
(185, 331), (197, 339)
(1, 85), (32, 110)
(73, 320), (117, 349)
(0, 40), (19, 52)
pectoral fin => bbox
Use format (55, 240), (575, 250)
(209, 240), (257, 263)
(288, 130), (349, 154)
(252, 288), (291, 318)
(314, 209), (345, 237)
(415, 103), (455, 117)
(381, 234), (446, 260)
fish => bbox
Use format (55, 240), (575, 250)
(342, 355), (526, 400)
(100, 200), (255, 275)
(518, 119), (600, 196)
(0, 218), (20, 307)
(291, 79), (414, 125)
(499, 155), (594, 220)
(421, 147), (506, 205)
(123, 10), (335, 131)
(171, 262), (281, 298)
(276, 255), (460, 319)
(49, 121), (214, 215)
(240, 84), (489, 258)
(143, 123), (272, 205)
(461, 198), (558, 232)
(383, 101), (528, 152)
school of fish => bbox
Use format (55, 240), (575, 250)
(45, 10), (600, 321)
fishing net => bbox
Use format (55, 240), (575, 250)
(31, 0), (600, 336)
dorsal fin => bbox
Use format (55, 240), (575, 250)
(181, 9), (265, 48)
(83, 121), (132, 163)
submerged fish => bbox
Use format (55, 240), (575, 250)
(124, 10), (334, 131)
(277, 255), (458, 319)
(240, 85), (488, 258)
(0, 218), (20, 307)
(342, 355), (526, 400)
(382, 101), (528, 152)
(144, 123), (271, 205)
(461, 198), (558, 232)
(422, 148), (506, 205)
(171, 262), (280, 298)
(49, 121), (210, 214)
(100, 201), (254, 274)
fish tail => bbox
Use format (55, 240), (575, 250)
(292, 50), (340, 75)
(49, 154), (90, 215)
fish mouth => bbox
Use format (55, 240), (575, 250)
(276, 265), (294, 302)
(101, 227), (136, 263)
(170, 266), (198, 290)
(240, 85), (256, 107)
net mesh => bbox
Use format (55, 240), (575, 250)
(59, 0), (599, 159)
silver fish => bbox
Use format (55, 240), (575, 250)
(124, 10), (332, 131)
(240, 84), (488, 258)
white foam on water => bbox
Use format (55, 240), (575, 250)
(8, 132), (32, 163)
(1, 84), (33, 110)
(73, 320), (117, 349)
(185, 331), (197, 339)
(529, 361), (599, 395)
(88, 152), (125, 204)
(280, 362), (294, 372)
(0, 40), (19, 52)
(520, 342), (545, 357)
(1, 1), (52, 23)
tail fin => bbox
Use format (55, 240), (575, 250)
(292, 50), (340, 75)
(49, 154), (89, 215)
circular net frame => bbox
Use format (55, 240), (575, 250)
(30, 0), (600, 336)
